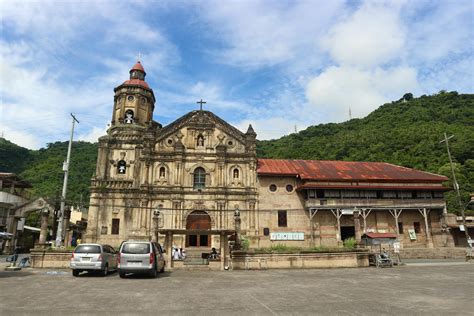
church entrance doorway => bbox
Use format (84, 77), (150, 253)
(186, 211), (211, 247)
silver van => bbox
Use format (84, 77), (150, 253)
(118, 241), (165, 278)
(70, 244), (118, 277)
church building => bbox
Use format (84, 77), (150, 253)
(85, 61), (453, 253)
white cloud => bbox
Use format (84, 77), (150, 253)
(0, 1), (179, 149)
(236, 117), (307, 141)
(200, 0), (345, 68)
(320, 2), (405, 68)
(77, 125), (108, 144)
(306, 66), (419, 121)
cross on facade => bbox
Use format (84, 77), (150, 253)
(197, 99), (206, 111)
(138, 52), (141, 62)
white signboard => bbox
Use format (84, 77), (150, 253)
(393, 241), (401, 253)
(270, 232), (304, 241)
(408, 229), (417, 240)
(17, 218), (25, 231)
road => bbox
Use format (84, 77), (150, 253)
(0, 264), (473, 315)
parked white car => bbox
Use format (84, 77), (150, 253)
(70, 243), (118, 277)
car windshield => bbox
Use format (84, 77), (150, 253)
(122, 243), (150, 254)
(74, 245), (101, 253)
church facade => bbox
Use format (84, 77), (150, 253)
(85, 62), (454, 251)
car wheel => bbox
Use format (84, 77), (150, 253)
(119, 272), (126, 278)
(72, 270), (80, 277)
(101, 264), (108, 277)
(150, 267), (157, 278)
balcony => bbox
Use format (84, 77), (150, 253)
(305, 198), (446, 209)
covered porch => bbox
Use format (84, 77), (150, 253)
(157, 228), (235, 270)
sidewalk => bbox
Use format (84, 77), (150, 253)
(401, 258), (473, 267)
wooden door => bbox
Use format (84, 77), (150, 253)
(186, 211), (211, 247)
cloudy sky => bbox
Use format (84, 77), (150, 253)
(1, 0), (473, 149)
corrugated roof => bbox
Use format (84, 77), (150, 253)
(257, 159), (448, 182)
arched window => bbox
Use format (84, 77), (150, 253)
(159, 166), (166, 178)
(117, 160), (127, 174)
(124, 109), (134, 124)
(233, 168), (239, 179)
(193, 167), (206, 189)
(197, 134), (204, 146)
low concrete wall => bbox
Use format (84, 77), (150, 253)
(172, 260), (221, 270)
(231, 251), (369, 270)
(399, 247), (467, 259)
(30, 249), (72, 268)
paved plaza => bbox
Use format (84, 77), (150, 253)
(0, 264), (473, 315)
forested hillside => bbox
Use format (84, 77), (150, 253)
(0, 140), (97, 207)
(0, 92), (473, 213)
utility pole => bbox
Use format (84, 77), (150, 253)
(440, 133), (470, 242)
(56, 113), (79, 247)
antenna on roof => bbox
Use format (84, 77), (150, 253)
(349, 107), (352, 120)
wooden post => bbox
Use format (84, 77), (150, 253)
(330, 209), (342, 243)
(388, 209), (403, 240)
(309, 209), (318, 247)
(418, 208), (433, 248)
(360, 209), (372, 233)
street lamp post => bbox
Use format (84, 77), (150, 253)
(234, 207), (241, 250)
(153, 207), (161, 242)
(440, 133), (470, 243)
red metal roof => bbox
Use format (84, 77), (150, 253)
(131, 61), (145, 72)
(362, 233), (398, 239)
(297, 183), (449, 191)
(121, 79), (151, 89)
(257, 159), (448, 182)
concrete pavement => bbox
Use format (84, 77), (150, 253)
(0, 264), (473, 315)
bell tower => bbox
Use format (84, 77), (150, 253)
(111, 61), (155, 127)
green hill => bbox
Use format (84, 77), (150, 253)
(0, 140), (98, 206)
(0, 91), (473, 213)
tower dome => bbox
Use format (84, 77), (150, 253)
(111, 60), (156, 127)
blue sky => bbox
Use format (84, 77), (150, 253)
(1, 0), (473, 149)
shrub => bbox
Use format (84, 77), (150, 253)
(343, 237), (357, 249)
(241, 236), (250, 251)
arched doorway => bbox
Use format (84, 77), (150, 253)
(186, 211), (211, 247)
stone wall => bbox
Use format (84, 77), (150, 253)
(399, 247), (467, 259)
(30, 249), (72, 268)
(231, 251), (369, 270)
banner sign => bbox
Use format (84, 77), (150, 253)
(408, 229), (416, 240)
(270, 232), (304, 241)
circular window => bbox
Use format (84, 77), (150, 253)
(286, 184), (294, 192)
(140, 97), (146, 104)
(269, 184), (277, 192)
(167, 139), (173, 145)
(127, 95), (134, 102)
(228, 141), (233, 146)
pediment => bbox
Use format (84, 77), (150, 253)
(156, 110), (246, 145)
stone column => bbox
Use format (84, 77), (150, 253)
(223, 234), (229, 269)
(220, 232), (225, 270)
(354, 211), (362, 242)
(38, 211), (49, 247)
(165, 231), (172, 269)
